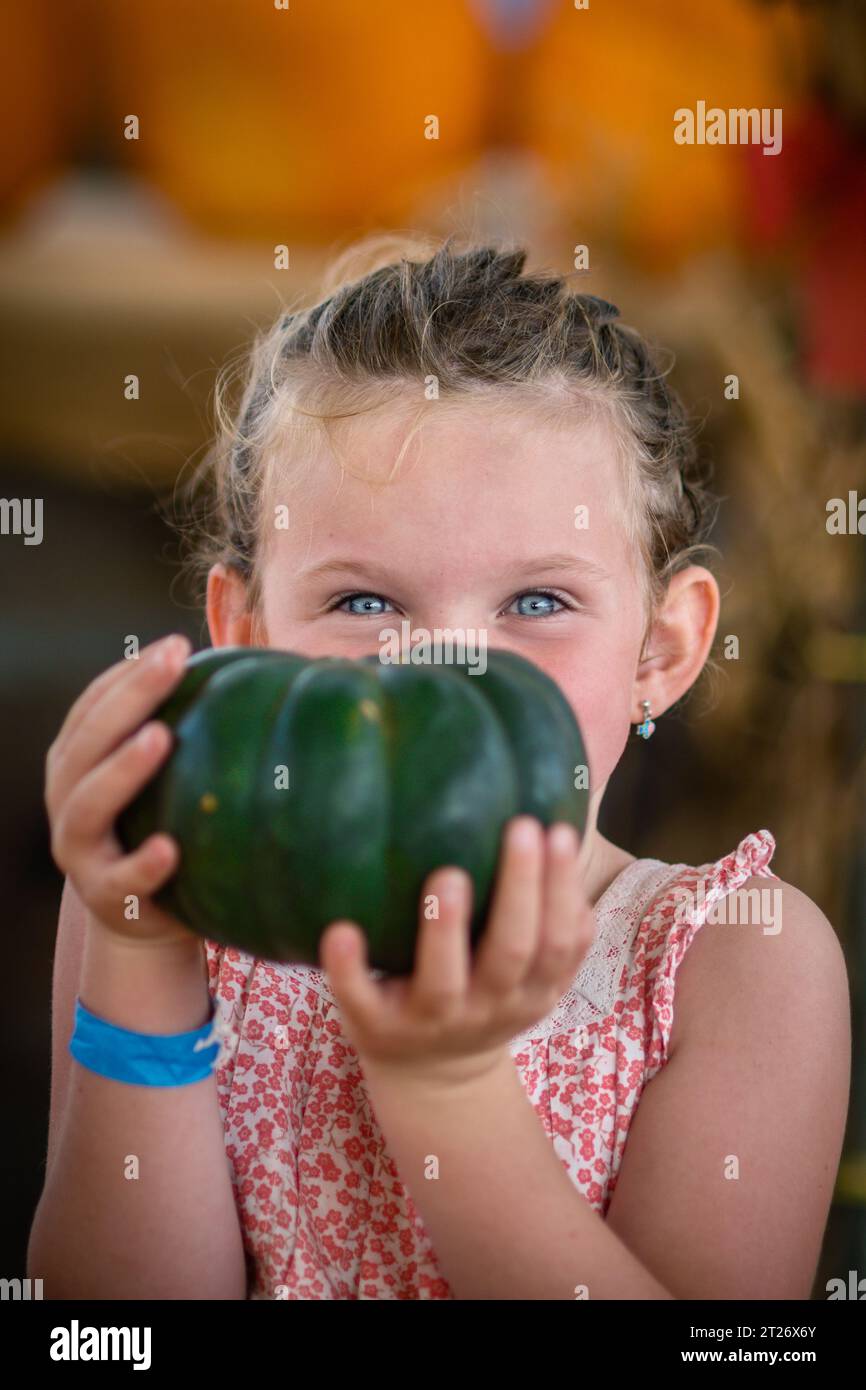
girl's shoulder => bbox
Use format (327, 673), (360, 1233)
(628, 827), (780, 1073)
(653, 828), (850, 1067)
(633, 829), (848, 1086)
(633, 826), (781, 994)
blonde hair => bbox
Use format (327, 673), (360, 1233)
(176, 232), (720, 662)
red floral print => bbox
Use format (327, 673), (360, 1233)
(205, 829), (777, 1299)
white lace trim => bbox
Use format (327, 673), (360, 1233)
(507, 858), (679, 1050)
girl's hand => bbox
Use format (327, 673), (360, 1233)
(319, 816), (594, 1087)
(45, 633), (198, 949)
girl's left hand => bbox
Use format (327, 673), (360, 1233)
(318, 815), (594, 1087)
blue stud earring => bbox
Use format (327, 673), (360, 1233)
(636, 699), (656, 739)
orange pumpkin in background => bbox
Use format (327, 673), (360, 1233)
(522, 0), (812, 270)
(93, 0), (492, 242)
(4, 0), (821, 268)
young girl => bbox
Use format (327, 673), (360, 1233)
(30, 237), (850, 1300)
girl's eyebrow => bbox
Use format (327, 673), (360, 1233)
(300, 558), (404, 585)
(301, 553), (611, 585)
(513, 552), (612, 583)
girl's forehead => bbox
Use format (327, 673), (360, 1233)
(268, 396), (629, 512)
(260, 401), (638, 589)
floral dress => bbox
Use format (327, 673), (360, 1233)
(203, 828), (778, 1299)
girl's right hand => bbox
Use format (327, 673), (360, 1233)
(45, 633), (198, 948)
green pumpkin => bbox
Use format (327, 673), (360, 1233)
(116, 646), (590, 973)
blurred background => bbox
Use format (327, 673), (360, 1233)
(2, 0), (864, 1294)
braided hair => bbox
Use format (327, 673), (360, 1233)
(182, 235), (719, 646)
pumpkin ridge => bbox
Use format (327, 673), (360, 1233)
(250, 655), (311, 961)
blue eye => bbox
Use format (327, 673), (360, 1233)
(329, 588), (575, 619)
(510, 590), (567, 617)
(335, 593), (394, 616)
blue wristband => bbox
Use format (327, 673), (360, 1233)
(69, 996), (222, 1087)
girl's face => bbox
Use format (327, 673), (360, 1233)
(213, 397), (653, 807)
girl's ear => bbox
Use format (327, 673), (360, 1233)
(206, 562), (258, 649)
(632, 566), (720, 721)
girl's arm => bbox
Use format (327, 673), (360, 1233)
(361, 1045), (674, 1299)
(30, 638), (249, 1300)
(604, 874), (850, 1300)
(357, 875), (850, 1300)
(27, 878), (248, 1300)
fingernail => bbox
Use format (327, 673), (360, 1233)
(155, 634), (190, 666)
(510, 817), (540, 849)
(439, 870), (468, 905)
(330, 926), (358, 957)
(549, 823), (579, 854)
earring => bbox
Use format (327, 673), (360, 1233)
(636, 699), (656, 739)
